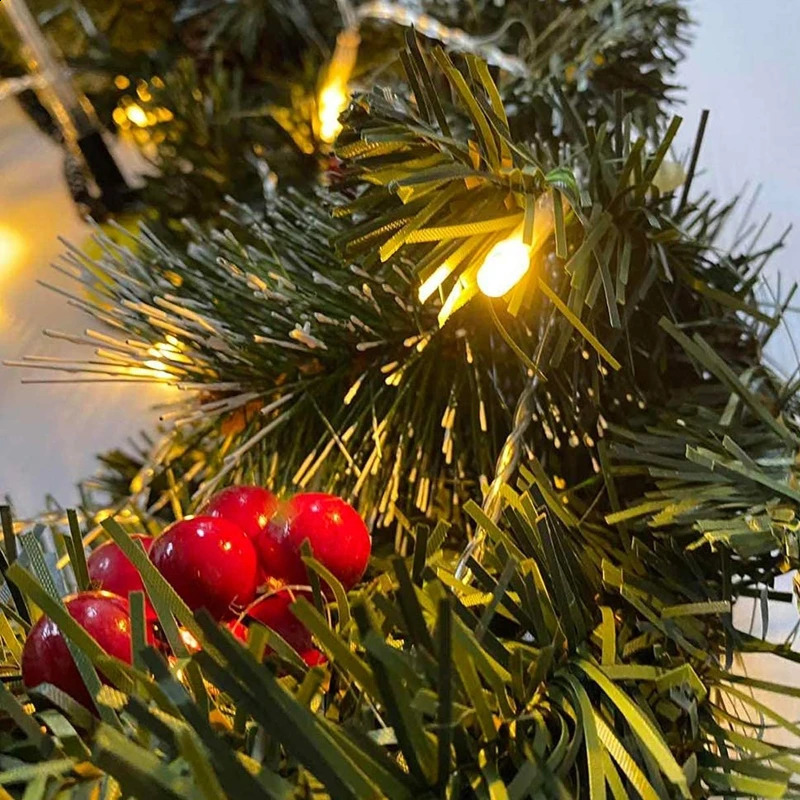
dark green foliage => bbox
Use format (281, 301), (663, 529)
(1, 495), (799, 798)
(130, 56), (320, 225)
(35, 190), (528, 526)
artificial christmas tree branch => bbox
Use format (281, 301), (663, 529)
(2, 1), (800, 797)
(456, 375), (540, 580)
(1, 0), (690, 228)
(11, 39), (783, 535)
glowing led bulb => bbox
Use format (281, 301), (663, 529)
(318, 82), (349, 144)
(316, 29), (359, 145)
(125, 103), (148, 127)
(0, 225), (26, 278)
(476, 236), (532, 297)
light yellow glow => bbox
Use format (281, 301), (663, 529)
(148, 340), (180, 359)
(129, 361), (173, 380)
(318, 82), (349, 144)
(136, 81), (152, 103)
(112, 107), (128, 127)
(180, 628), (200, 651)
(0, 225), (26, 279)
(476, 235), (532, 297)
(125, 104), (149, 127)
(144, 359), (168, 372)
(145, 339), (194, 369)
(315, 28), (359, 146)
(418, 264), (452, 303)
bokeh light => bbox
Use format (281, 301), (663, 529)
(0, 224), (26, 279)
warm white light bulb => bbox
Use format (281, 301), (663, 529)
(318, 82), (349, 144)
(0, 224), (26, 279)
(125, 103), (149, 127)
(476, 237), (531, 297)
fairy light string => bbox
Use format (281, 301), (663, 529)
(317, 0), (529, 147)
(355, 0), (528, 76)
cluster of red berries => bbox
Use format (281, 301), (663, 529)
(21, 488), (371, 709)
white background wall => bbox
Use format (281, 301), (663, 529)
(0, 100), (174, 519)
(668, 0), (800, 737)
(676, 0), (800, 323)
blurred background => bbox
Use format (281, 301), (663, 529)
(1, 0), (799, 723)
(0, 96), (176, 518)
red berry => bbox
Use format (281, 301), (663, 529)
(227, 619), (249, 644)
(201, 486), (278, 586)
(248, 589), (312, 653)
(301, 648), (328, 667)
(201, 486), (278, 541)
(22, 591), (141, 710)
(87, 535), (156, 620)
(256, 493), (370, 590)
(149, 516), (258, 620)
